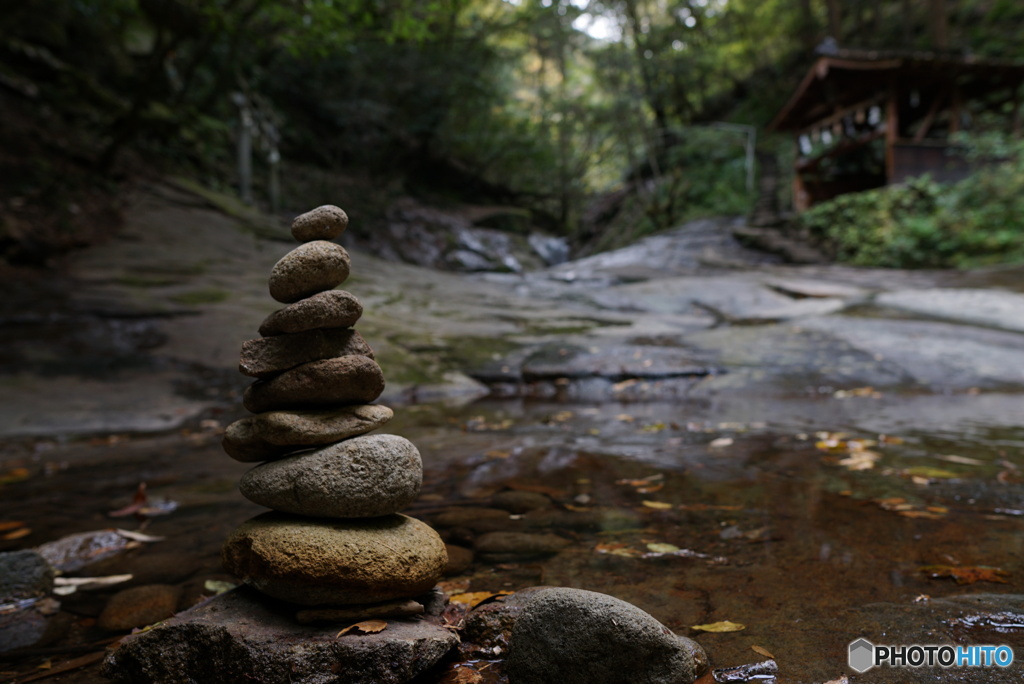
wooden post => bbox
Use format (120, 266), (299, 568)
(885, 78), (899, 184)
(950, 82), (961, 135)
(793, 138), (809, 211)
(268, 147), (281, 215)
(233, 92), (254, 205)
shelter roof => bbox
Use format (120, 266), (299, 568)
(769, 47), (1024, 133)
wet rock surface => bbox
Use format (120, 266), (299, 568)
(505, 587), (709, 684)
(102, 587), (458, 684)
(0, 550), (53, 601)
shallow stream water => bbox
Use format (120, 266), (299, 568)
(2, 388), (1022, 683)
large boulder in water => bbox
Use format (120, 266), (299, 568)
(505, 587), (708, 684)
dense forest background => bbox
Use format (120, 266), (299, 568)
(3, 0), (1024, 266)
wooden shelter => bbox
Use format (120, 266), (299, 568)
(769, 47), (1024, 211)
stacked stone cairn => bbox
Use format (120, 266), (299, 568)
(221, 205), (448, 616)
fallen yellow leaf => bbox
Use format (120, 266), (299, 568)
(1, 527), (30, 541)
(903, 466), (958, 480)
(646, 542), (680, 554)
(641, 500), (673, 510)
(898, 510), (945, 519)
(751, 644), (776, 659)
(692, 620), (746, 632)
(336, 620), (388, 637)
(0, 468), (30, 486)
(837, 450), (880, 470)
(594, 542), (641, 558)
(448, 591), (513, 608)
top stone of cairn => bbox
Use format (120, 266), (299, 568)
(291, 205), (349, 243)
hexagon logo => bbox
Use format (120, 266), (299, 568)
(848, 638), (875, 673)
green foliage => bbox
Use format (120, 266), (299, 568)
(799, 148), (1024, 269)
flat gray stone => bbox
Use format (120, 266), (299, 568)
(269, 241), (351, 304)
(877, 288), (1024, 333)
(291, 205), (348, 243)
(242, 356), (385, 413)
(222, 405), (394, 462)
(522, 344), (715, 381)
(799, 316), (1024, 390)
(239, 328), (374, 379)
(223, 512), (447, 606)
(102, 587), (457, 684)
(239, 434), (422, 517)
(259, 290), (363, 337)
(506, 587), (708, 684)
(0, 550), (54, 602)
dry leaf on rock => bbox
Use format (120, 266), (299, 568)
(449, 591), (513, 608)
(692, 620), (746, 632)
(336, 619), (388, 637)
(53, 574), (133, 596)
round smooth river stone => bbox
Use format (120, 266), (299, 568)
(222, 404), (394, 462)
(222, 512), (448, 606)
(259, 290), (363, 337)
(506, 587), (708, 684)
(242, 355), (385, 413)
(269, 241), (351, 304)
(291, 205), (348, 242)
(239, 434), (421, 517)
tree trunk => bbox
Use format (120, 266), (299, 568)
(901, 0), (914, 44)
(798, 0), (818, 52)
(826, 0), (842, 41)
(929, 0), (949, 49)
